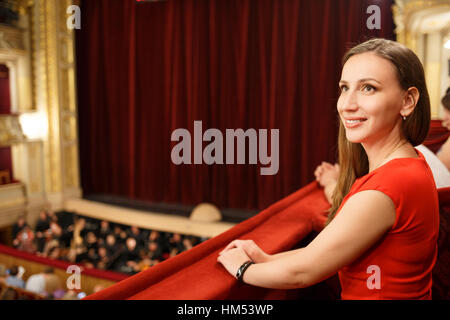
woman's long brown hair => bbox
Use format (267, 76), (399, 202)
(326, 38), (431, 225)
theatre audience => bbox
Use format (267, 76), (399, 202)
(7, 212), (207, 276)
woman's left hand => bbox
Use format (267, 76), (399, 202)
(217, 247), (252, 279)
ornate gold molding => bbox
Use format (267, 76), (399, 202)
(26, 0), (81, 206)
(0, 114), (26, 146)
(0, 25), (25, 51)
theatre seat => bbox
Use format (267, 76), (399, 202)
(84, 182), (450, 300)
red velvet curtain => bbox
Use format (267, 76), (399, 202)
(0, 64), (10, 114)
(0, 64), (13, 181)
(76, 0), (395, 211)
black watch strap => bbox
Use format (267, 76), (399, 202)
(236, 260), (254, 282)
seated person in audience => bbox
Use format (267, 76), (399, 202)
(49, 220), (63, 240)
(14, 226), (36, 253)
(127, 225), (147, 250)
(112, 225), (127, 247)
(148, 230), (165, 250)
(43, 270), (63, 298)
(42, 239), (60, 258)
(97, 220), (112, 241)
(74, 244), (89, 264)
(47, 245), (61, 260)
(95, 246), (111, 270)
(86, 248), (100, 267)
(147, 241), (163, 262)
(85, 231), (98, 251)
(25, 267), (54, 295)
(59, 222), (74, 248)
(137, 249), (153, 271)
(438, 87), (450, 170)
(47, 211), (58, 224)
(35, 211), (51, 253)
(5, 265), (25, 289)
(12, 216), (28, 240)
(105, 234), (120, 257)
(169, 233), (187, 257)
(116, 237), (141, 274)
(182, 237), (194, 251)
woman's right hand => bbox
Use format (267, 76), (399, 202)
(219, 239), (271, 263)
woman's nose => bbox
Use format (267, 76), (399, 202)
(338, 90), (359, 113)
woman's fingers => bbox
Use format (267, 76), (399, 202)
(219, 240), (240, 254)
(219, 239), (248, 255)
(219, 239), (256, 256)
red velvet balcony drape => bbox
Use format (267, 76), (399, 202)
(85, 184), (450, 300)
(76, 0), (395, 211)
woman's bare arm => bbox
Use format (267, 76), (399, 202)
(218, 190), (396, 289)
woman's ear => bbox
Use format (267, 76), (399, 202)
(401, 87), (420, 118)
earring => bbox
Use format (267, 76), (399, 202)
(402, 115), (406, 120)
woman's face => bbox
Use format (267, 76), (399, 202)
(337, 52), (405, 144)
(442, 108), (450, 131)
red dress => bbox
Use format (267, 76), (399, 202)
(336, 150), (439, 300)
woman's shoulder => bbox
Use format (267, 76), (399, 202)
(357, 154), (435, 194)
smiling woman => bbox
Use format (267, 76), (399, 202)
(218, 38), (439, 300)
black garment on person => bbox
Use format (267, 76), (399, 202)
(159, 232), (172, 254)
(105, 243), (120, 257)
(118, 248), (140, 264)
(59, 228), (73, 248)
(111, 247), (140, 273)
(127, 230), (147, 250)
(148, 245), (163, 261)
(12, 222), (28, 240)
(75, 250), (89, 263)
(87, 251), (100, 265)
(35, 218), (50, 233)
(35, 218), (50, 253)
(169, 238), (186, 254)
(97, 227), (112, 241)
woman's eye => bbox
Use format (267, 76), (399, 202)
(339, 85), (348, 93)
(362, 84), (376, 92)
